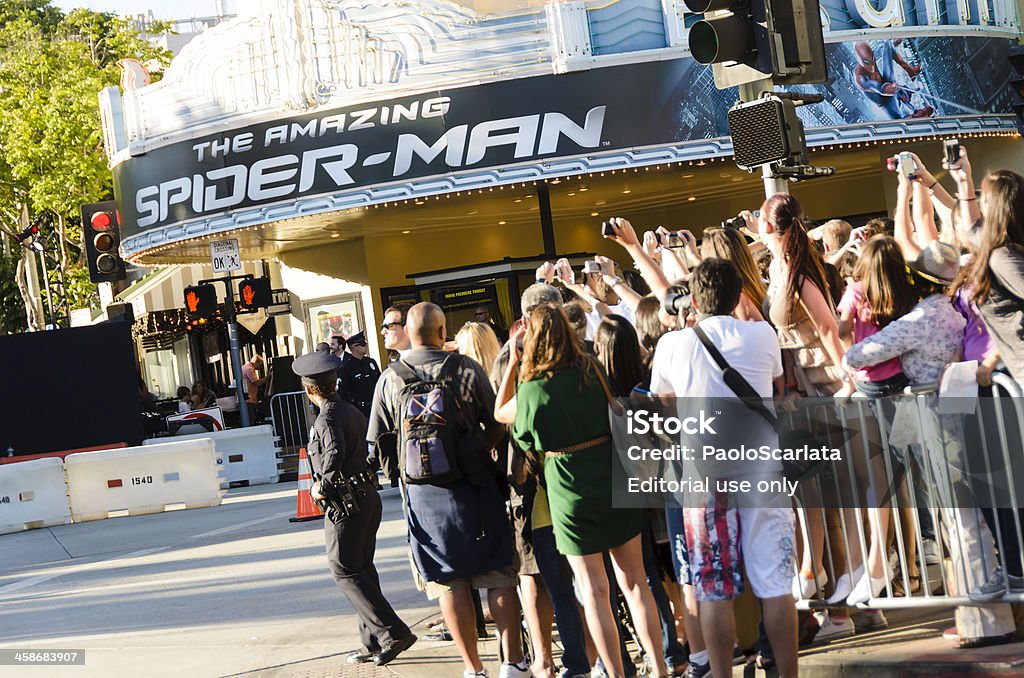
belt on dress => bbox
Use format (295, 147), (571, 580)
(545, 434), (610, 457)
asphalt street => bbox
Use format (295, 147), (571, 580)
(0, 484), (439, 678)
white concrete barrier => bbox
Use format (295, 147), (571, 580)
(65, 439), (222, 522)
(144, 425), (281, 487)
(0, 458), (72, 535)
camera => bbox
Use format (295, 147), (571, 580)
(886, 152), (918, 180)
(601, 221), (616, 237)
(944, 138), (961, 168)
(662, 282), (691, 317)
(721, 216), (744, 230)
(582, 260), (602, 275)
(666, 232), (685, 248)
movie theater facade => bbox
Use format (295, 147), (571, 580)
(102, 0), (1024, 357)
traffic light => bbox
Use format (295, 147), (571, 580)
(15, 223), (40, 245)
(237, 277), (272, 312)
(729, 96), (807, 169)
(183, 284), (218, 319)
(81, 200), (126, 283)
(684, 0), (827, 89)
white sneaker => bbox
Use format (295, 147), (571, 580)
(855, 609), (888, 632)
(810, 611), (855, 643)
(922, 539), (941, 565)
(465, 669), (490, 678)
(498, 661), (532, 678)
(792, 569), (828, 599)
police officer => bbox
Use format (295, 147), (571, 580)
(336, 331), (380, 420)
(292, 352), (417, 666)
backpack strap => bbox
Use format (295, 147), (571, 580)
(389, 360), (420, 386)
(437, 352), (464, 381)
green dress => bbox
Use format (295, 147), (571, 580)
(512, 364), (642, 556)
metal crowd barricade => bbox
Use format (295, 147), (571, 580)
(792, 373), (1024, 611)
(269, 390), (313, 479)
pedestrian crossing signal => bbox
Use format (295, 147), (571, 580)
(237, 278), (272, 312)
(184, 284), (218, 318)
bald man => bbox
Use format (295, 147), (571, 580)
(367, 303), (527, 678)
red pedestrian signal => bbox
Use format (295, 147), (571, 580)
(183, 284), (218, 318)
(237, 278), (272, 312)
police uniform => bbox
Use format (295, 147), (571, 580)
(292, 352), (415, 665)
(337, 331), (381, 420)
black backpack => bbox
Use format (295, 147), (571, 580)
(390, 354), (472, 485)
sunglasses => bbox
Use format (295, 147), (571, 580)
(350, 341), (367, 347)
(380, 321), (402, 331)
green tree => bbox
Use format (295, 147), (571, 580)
(0, 2), (172, 332)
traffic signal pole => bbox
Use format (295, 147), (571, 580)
(197, 273), (255, 428)
(223, 276), (252, 428)
(738, 79), (791, 199)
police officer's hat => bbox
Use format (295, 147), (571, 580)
(346, 331), (368, 346)
(291, 351), (343, 379)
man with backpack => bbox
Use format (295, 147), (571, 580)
(367, 302), (529, 678)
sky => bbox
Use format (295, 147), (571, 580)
(53, 1), (228, 20)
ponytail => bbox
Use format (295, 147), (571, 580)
(763, 193), (830, 310)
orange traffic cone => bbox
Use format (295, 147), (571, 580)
(289, 447), (324, 522)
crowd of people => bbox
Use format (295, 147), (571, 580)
(297, 143), (1024, 678)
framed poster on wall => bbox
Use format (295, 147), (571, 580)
(304, 293), (364, 348)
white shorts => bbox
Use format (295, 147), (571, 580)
(684, 494), (796, 602)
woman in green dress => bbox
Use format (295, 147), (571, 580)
(495, 303), (666, 678)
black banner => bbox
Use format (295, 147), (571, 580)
(113, 36), (1016, 240)
(114, 59), (687, 238)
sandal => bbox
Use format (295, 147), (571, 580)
(890, 574), (921, 597)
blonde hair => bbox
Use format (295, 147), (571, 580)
(700, 227), (767, 311)
(455, 321), (501, 372)
(821, 219), (852, 253)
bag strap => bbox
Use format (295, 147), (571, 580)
(692, 325), (778, 428)
(437, 352), (463, 381)
(693, 325), (731, 373)
(589, 359), (626, 416)
(390, 360), (420, 386)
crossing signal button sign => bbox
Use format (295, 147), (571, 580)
(184, 284), (218, 318)
(238, 278), (272, 311)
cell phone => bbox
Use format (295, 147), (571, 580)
(583, 260), (602, 275)
(601, 221), (615, 237)
(889, 152), (917, 180)
(721, 216), (744, 229)
(944, 138), (961, 167)
(667, 233), (685, 248)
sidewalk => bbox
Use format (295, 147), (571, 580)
(252, 608), (1024, 678)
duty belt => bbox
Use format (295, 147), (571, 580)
(347, 469), (378, 486)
